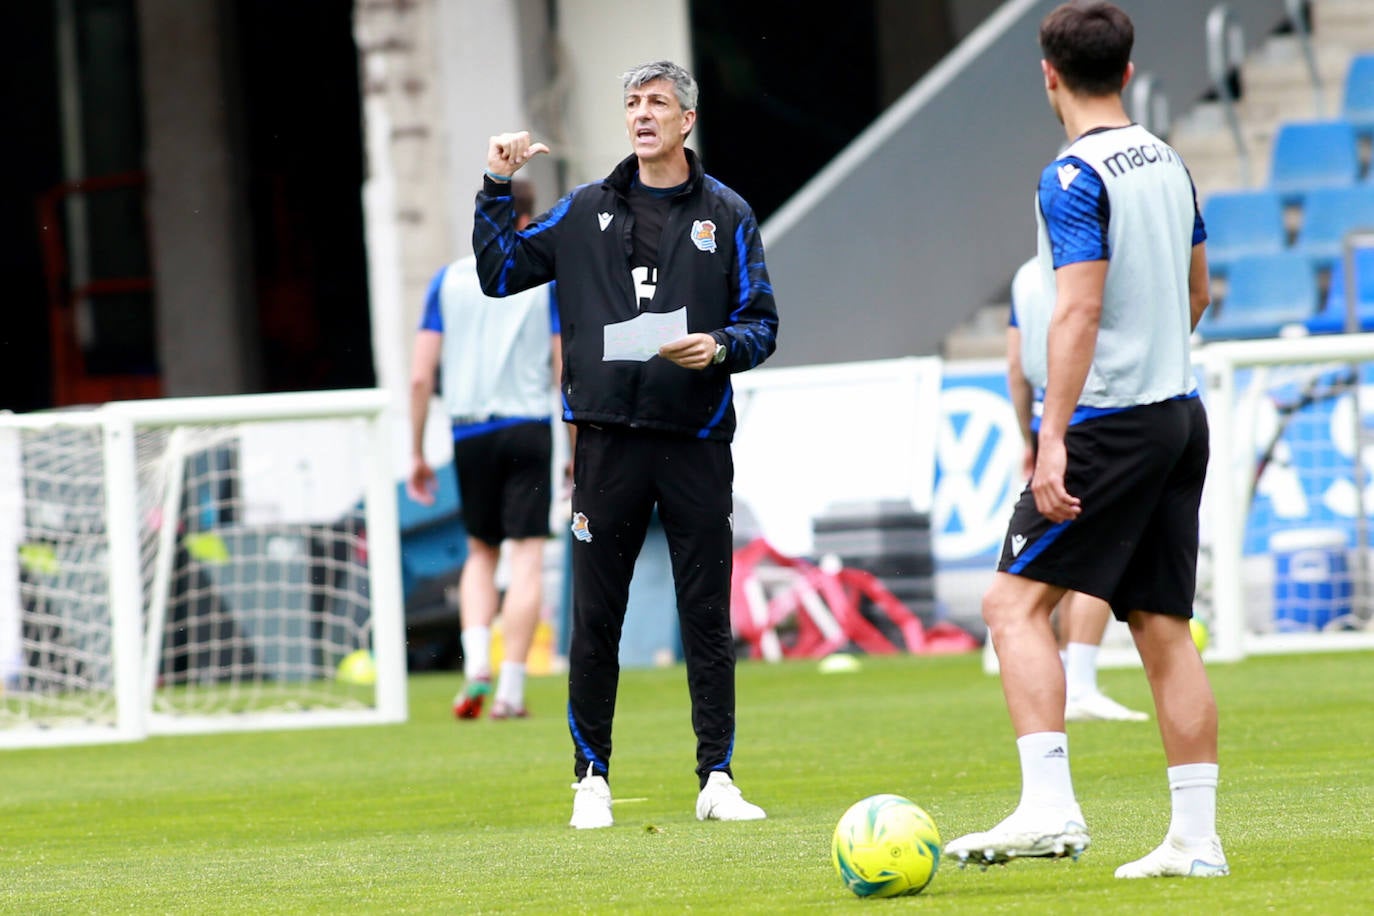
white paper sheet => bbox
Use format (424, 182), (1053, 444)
(602, 307), (689, 362)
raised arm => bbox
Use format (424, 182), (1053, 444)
(473, 131), (557, 298)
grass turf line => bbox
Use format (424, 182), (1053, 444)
(1, 650), (1371, 913)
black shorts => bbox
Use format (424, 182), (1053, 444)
(452, 421), (552, 546)
(996, 396), (1209, 620)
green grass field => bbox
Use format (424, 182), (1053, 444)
(2, 649), (1371, 914)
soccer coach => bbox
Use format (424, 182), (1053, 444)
(473, 60), (779, 829)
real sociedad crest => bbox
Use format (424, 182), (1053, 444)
(690, 219), (717, 252)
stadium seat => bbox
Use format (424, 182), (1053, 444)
(1268, 120), (1361, 205)
(1202, 189), (1286, 276)
(1342, 53), (1374, 139)
(1293, 185), (1374, 272)
(1305, 246), (1374, 334)
(1196, 251), (1318, 341)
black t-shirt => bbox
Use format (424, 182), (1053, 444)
(627, 176), (686, 310)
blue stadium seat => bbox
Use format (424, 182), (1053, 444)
(1196, 251), (1318, 341)
(1202, 189), (1286, 276)
(1306, 246), (1374, 334)
(1268, 120), (1361, 205)
(1293, 185), (1374, 272)
(1342, 53), (1374, 139)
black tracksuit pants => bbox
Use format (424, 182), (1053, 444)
(567, 423), (736, 788)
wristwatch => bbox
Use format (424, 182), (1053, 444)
(711, 342), (728, 365)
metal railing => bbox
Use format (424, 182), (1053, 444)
(1286, 0), (1325, 116)
(1130, 72), (1171, 139)
(1207, 4), (1252, 186)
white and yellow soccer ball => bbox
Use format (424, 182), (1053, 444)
(832, 794), (941, 898)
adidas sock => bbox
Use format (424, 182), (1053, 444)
(1065, 642), (1099, 698)
(1167, 763), (1219, 841)
(1016, 731), (1077, 813)
(496, 661), (526, 707)
(461, 626), (491, 681)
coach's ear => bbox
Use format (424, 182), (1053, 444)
(1121, 61), (1135, 92)
(1042, 59), (1057, 91)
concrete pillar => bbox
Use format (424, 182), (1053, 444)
(556, 0), (696, 185)
(436, 0), (552, 263)
(136, 0), (258, 396)
(355, 0), (451, 474)
(357, 0), (691, 475)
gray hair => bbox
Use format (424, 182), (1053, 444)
(621, 60), (699, 111)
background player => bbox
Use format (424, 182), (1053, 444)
(408, 180), (563, 721)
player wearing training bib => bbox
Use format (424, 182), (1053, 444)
(1002, 120), (1208, 611)
(947, 1), (1227, 882)
(407, 181), (563, 723)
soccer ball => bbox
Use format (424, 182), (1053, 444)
(336, 649), (376, 686)
(832, 794), (941, 898)
(1190, 618), (1209, 653)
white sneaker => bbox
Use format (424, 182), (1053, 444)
(569, 775), (613, 829)
(1115, 834), (1229, 878)
(695, 771), (767, 821)
(1066, 691), (1149, 722)
(945, 806), (1090, 867)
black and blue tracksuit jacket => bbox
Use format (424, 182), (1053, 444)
(472, 150), (779, 442)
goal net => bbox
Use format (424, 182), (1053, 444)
(1201, 332), (1374, 661)
(0, 390), (406, 749)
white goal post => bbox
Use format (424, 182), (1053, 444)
(0, 389), (407, 749)
(1200, 331), (1374, 662)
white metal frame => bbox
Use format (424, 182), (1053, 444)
(1200, 333), (1374, 661)
(986, 332), (1374, 677)
(0, 389), (407, 749)
(0, 409), (147, 748)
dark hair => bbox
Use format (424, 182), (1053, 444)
(511, 179), (536, 219)
(1039, 1), (1134, 97)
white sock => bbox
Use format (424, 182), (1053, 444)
(1059, 649), (1068, 669)
(1015, 731), (1077, 813)
(1167, 763), (1219, 841)
(496, 660), (526, 707)
(1065, 642), (1099, 698)
(461, 627), (491, 680)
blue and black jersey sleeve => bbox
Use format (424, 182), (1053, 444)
(473, 176), (565, 297)
(716, 190), (779, 373)
(1038, 157), (1110, 268)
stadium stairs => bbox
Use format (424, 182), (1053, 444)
(940, 0), (1374, 360)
